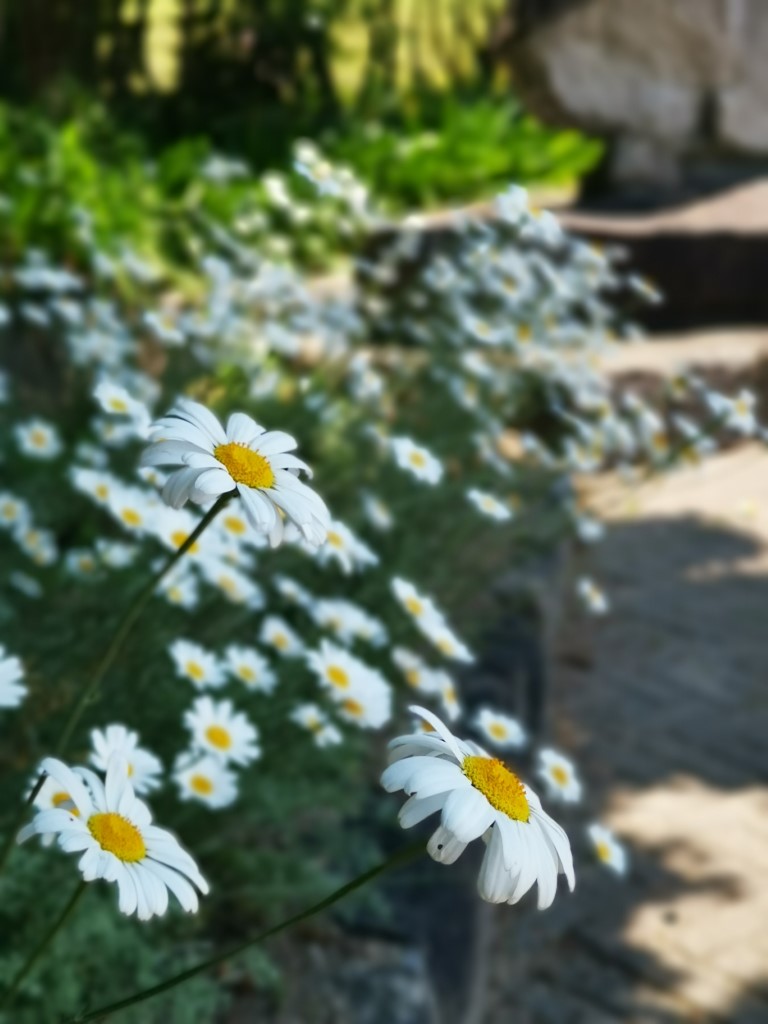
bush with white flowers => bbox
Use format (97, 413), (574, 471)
(0, 144), (760, 1019)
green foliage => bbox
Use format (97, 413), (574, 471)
(323, 97), (603, 209)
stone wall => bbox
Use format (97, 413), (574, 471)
(510, 0), (768, 188)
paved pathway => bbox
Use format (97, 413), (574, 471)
(485, 412), (768, 1018)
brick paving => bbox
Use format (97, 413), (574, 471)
(484, 440), (768, 1023)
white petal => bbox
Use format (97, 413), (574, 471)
(427, 825), (467, 865)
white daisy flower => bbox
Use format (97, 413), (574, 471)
(224, 644), (276, 693)
(306, 639), (372, 696)
(361, 492), (393, 531)
(0, 646), (26, 708)
(0, 492), (31, 530)
(272, 574), (313, 607)
(259, 615), (304, 657)
(435, 673), (463, 722)
(290, 703), (343, 748)
(334, 680), (392, 730)
(174, 754), (238, 809)
(70, 466), (118, 507)
(587, 823), (628, 875)
(169, 639), (225, 689)
(310, 598), (387, 647)
(391, 577), (443, 625)
(419, 617), (474, 664)
(706, 387), (758, 435)
(198, 559), (265, 608)
(382, 707), (574, 909)
(89, 724), (163, 795)
(157, 566), (200, 610)
(577, 577), (609, 616)
(15, 419), (63, 460)
(467, 489), (513, 522)
(391, 647), (442, 694)
(475, 708), (527, 750)
(306, 640), (393, 729)
(64, 549), (100, 578)
(390, 437), (443, 485)
(13, 524), (58, 566)
(184, 696), (261, 766)
(105, 486), (155, 536)
(140, 399), (330, 548)
(537, 749), (582, 803)
(93, 380), (151, 436)
(18, 756), (209, 919)
(316, 519), (379, 574)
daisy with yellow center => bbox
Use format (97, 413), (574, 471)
(307, 640), (393, 729)
(577, 576), (609, 616)
(184, 696), (261, 766)
(290, 703), (343, 748)
(587, 823), (628, 875)
(0, 492), (30, 528)
(382, 707), (574, 908)
(467, 489), (513, 523)
(259, 615), (304, 658)
(18, 756), (208, 920)
(224, 644), (276, 693)
(475, 708), (527, 751)
(169, 639), (225, 690)
(390, 436), (443, 485)
(141, 398), (329, 548)
(89, 724), (163, 795)
(0, 645), (26, 709)
(15, 418), (62, 460)
(174, 754), (238, 809)
(315, 519), (379, 575)
(537, 748), (582, 803)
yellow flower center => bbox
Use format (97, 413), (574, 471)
(214, 442), (275, 490)
(205, 725), (232, 750)
(404, 596), (423, 617)
(518, 324), (532, 343)
(409, 450), (427, 469)
(237, 665), (256, 683)
(462, 756), (530, 822)
(273, 632), (288, 650)
(326, 665), (350, 689)
(596, 840), (612, 863)
(326, 530), (343, 548)
(171, 530), (200, 554)
(30, 429), (47, 447)
(436, 637), (455, 656)
(404, 669), (421, 688)
(190, 774), (214, 796)
(95, 484), (109, 500)
(88, 812), (146, 862)
(186, 661), (205, 682)
(489, 723), (508, 741)
(1, 502), (17, 519)
(121, 508), (142, 527)
(109, 397), (129, 413)
(52, 791), (78, 815)
(342, 698), (364, 717)
(551, 765), (569, 786)
(223, 515), (247, 535)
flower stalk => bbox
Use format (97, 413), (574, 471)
(0, 880), (87, 1010)
(67, 841), (423, 1023)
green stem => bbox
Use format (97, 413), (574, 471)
(0, 880), (87, 1010)
(0, 493), (232, 874)
(68, 842), (423, 1023)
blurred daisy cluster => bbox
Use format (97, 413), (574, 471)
(0, 134), (759, 1012)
